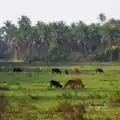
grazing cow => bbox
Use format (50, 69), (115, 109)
(96, 68), (104, 74)
(13, 68), (23, 72)
(2, 66), (5, 70)
(1, 66), (6, 71)
(52, 68), (61, 74)
(65, 70), (68, 75)
(73, 68), (80, 73)
(50, 80), (62, 88)
(64, 79), (84, 89)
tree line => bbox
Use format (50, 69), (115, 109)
(0, 13), (120, 62)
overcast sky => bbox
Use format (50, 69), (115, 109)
(0, 0), (119, 26)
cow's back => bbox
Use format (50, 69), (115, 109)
(70, 79), (83, 85)
(52, 68), (61, 73)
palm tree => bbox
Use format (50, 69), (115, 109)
(18, 15), (32, 41)
(2, 20), (12, 43)
(110, 19), (120, 60)
(72, 21), (88, 59)
(10, 37), (20, 60)
(18, 15), (31, 28)
(100, 22), (117, 61)
(17, 15), (33, 58)
(98, 13), (106, 24)
(1, 21), (22, 60)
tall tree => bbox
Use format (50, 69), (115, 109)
(18, 15), (32, 41)
(72, 21), (88, 58)
(100, 22), (117, 61)
(1, 14), (120, 62)
(98, 13), (106, 24)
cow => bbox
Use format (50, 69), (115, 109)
(49, 80), (62, 88)
(73, 68), (80, 73)
(1, 66), (6, 71)
(1, 66), (5, 70)
(64, 79), (84, 89)
(65, 70), (68, 75)
(52, 68), (61, 74)
(13, 68), (23, 72)
(96, 68), (104, 74)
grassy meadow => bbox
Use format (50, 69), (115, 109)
(0, 63), (120, 120)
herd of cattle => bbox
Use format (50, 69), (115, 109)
(1, 66), (104, 89)
(1, 67), (104, 74)
(50, 68), (104, 89)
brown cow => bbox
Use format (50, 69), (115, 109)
(73, 68), (80, 73)
(64, 79), (84, 89)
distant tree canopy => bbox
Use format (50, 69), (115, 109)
(0, 13), (120, 62)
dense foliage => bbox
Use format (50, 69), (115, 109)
(0, 13), (120, 62)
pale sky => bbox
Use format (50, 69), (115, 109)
(0, 0), (119, 26)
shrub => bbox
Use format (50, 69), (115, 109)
(54, 101), (88, 120)
(109, 90), (120, 107)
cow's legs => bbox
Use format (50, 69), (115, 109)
(71, 84), (75, 89)
(50, 84), (53, 88)
(55, 85), (58, 88)
(52, 71), (54, 74)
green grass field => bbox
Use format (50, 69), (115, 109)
(0, 63), (120, 120)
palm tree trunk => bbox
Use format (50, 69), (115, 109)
(109, 51), (112, 61)
(83, 41), (88, 59)
(70, 47), (73, 56)
(29, 43), (32, 57)
(13, 47), (17, 60)
(54, 39), (60, 54)
(44, 40), (48, 51)
(16, 45), (21, 60)
(88, 41), (92, 53)
(109, 36), (112, 61)
(25, 41), (32, 57)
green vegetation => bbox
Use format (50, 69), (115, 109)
(0, 63), (120, 119)
(0, 13), (120, 62)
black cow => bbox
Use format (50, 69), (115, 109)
(52, 68), (61, 74)
(50, 80), (62, 88)
(13, 68), (23, 72)
(65, 70), (68, 75)
(96, 68), (104, 74)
